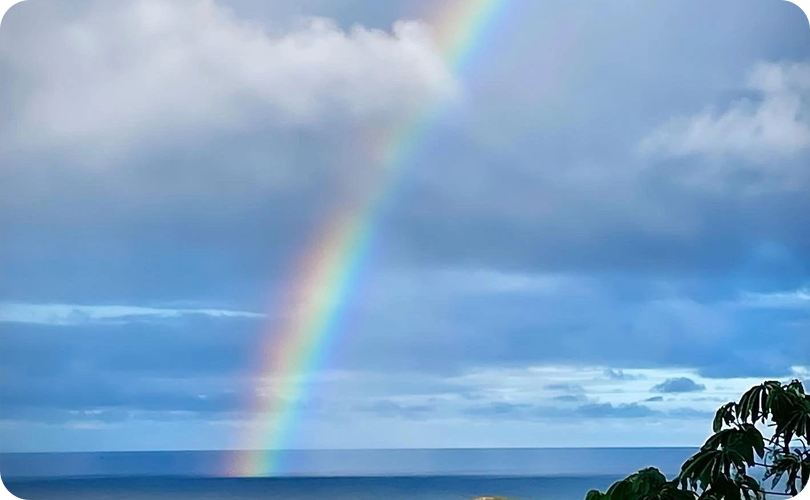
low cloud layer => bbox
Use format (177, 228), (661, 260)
(0, 303), (264, 325)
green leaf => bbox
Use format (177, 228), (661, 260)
(740, 424), (764, 461)
(629, 467), (667, 497)
(586, 489), (607, 500)
(714, 403), (736, 432)
(787, 379), (805, 396)
(680, 450), (724, 490)
(585, 380), (809, 500)
(740, 474), (761, 494)
(606, 479), (634, 500)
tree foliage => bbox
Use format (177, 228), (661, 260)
(585, 380), (810, 500)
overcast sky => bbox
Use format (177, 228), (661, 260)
(1, 0), (809, 452)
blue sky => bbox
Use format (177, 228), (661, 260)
(1, 0), (809, 452)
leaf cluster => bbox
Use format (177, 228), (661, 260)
(583, 380), (810, 500)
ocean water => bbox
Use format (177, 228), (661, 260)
(1, 448), (696, 500)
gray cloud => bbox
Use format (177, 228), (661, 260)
(576, 403), (657, 419)
(640, 62), (810, 167)
(553, 394), (588, 403)
(0, 366), (246, 425)
(461, 401), (709, 421)
(668, 408), (715, 419)
(0, 316), (264, 379)
(2, 2), (809, 307)
(0, 0), (455, 158)
(354, 400), (436, 420)
(1, 0), (809, 450)
(651, 378), (706, 394)
(604, 369), (645, 381)
(544, 383), (586, 393)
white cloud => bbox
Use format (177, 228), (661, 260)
(0, 302), (264, 325)
(1, 0), (456, 158)
(640, 61), (810, 172)
(738, 286), (810, 309)
(433, 269), (584, 294)
(371, 268), (587, 298)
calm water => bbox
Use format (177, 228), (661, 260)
(2, 448), (696, 500)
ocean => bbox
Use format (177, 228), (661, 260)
(1, 448), (696, 500)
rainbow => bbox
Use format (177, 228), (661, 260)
(230, 0), (511, 477)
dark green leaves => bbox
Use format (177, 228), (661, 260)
(696, 425), (764, 470)
(680, 450), (723, 491)
(736, 383), (777, 424)
(763, 449), (810, 495)
(724, 380), (809, 440)
(582, 380), (808, 500)
(597, 468), (693, 500)
(606, 479), (636, 500)
(627, 468), (667, 497)
(587, 490), (608, 500)
(658, 482), (697, 500)
(713, 403), (737, 433)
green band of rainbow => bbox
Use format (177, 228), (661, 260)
(229, 0), (509, 477)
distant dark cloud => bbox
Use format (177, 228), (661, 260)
(544, 383), (586, 393)
(576, 403), (658, 419)
(553, 394), (588, 403)
(355, 400), (436, 419)
(462, 402), (534, 418)
(461, 401), (709, 421)
(668, 408), (714, 419)
(0, 316), (261, 424)
(692, 397), (730, 403)
(0, 374), (244, 424)
(651, 378), (706, 394)
(644, 396), (665, 402)
(460, 402), (549, 420)
(0, 316), (263, 378)
(605, 369), (645, 381)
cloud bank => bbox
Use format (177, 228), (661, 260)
(1, 0), (455, 158)
(640, 62), (810, 162)
(651, 377), (706, 394)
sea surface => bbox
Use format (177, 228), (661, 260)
(1, 448), (696, 500)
